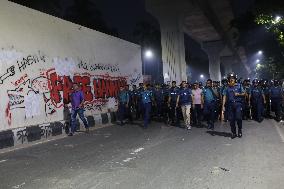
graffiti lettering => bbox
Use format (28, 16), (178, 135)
(0, 66), (16, 84)
(11, 73), (28, 87)
(78, 61), (120, 73)
(17, 54), (46, 73)
(48, 72), (126, 107)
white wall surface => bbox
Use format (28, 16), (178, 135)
(0, 0), (142, 131)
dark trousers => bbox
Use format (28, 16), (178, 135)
(118, 103), (127, 123)
(135, 101), (143, 119)
(228, 102), (242, 135)
(203, 101), (216, 129)
(192, 104), (202, 125)
(169, 103), (179, 125)
(252, 100), (263, 122)
(271, 98), (282, 121)
(71, 108), (89, 133)
(143, 102), (152, 128)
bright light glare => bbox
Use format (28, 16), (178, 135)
(275, 16), (281, 23)
(258, 50), (263, 55)
(256, 59), (260, 63)
(200, 74), (204, 78)
(145, 50), (153, 58)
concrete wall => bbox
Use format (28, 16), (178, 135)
(0, 0), (142, 136)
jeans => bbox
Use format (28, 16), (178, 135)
(192, 104), (202, 125)
(71, 108), (89, 133)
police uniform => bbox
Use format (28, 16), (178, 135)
(203, 86), (217, 130)
(141, 88), (153, 128)
(169, 86), (180, 126)
(223, 83), (245, 138)
(153, 87), (164, 119)
(117, 90), (129, 125)
(250, 82), (265, 122)
(270, 81), (283, 121)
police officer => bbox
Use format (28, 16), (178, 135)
(243, 79), (252, 120)
(176, 81), (193, 129)
(168, 81), (180, 126)
(125, 85), (133, 123)
(202, 79), (218, 130)
(136, 83), (144, 119)
(250, 79), (266, 122)
(213, 81), (221, 121)
(117, 85), (129, 126)
(141, 84), (153, 129)
(262, 79), (271, 118)
(220, 79), (229, 122)
(132, 85), (139, 119)
(162, 83), (170, 124)
(222, 73), (245, 139)
(153, 84), (164, 121)
(270, 79), (283, 122)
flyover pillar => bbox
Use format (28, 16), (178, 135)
(202, 40), (224, 81)
(220, 56), (236, 76)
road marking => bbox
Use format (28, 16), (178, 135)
(123, 157), (136, 162)
(133, 147), (144, 153)
(0, 159), (7, 164)
(273, 121), (284, 143)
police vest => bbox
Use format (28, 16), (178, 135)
(270, 87), (282, 99)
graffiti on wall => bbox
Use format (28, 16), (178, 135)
(0, 52), (46, 84)
(0, 47), (141, 128)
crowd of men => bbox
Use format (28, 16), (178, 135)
(117, 73), (284, 139)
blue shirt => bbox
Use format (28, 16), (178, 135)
(71, 90), (84, 110)
(141, 90), (153, 104)
(250, 86), (263, 100)
(169, 87), (179, 103)
(153, 89), (164, 102)
(203, 87), (215, 103)
(178, 88), (192, 105)
(224, 84), (245, 103)
(118, 90), (129, 104)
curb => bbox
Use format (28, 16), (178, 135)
(0, 112), (117, 153)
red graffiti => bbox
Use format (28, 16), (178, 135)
(11, 74), (28, 87)
(5, 103), (12, 126)
(47, 72), (127, 107)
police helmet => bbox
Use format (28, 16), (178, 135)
(273, 79), (280, 86)
(252, 79), (259, 85)
(227, 72), (237, 80)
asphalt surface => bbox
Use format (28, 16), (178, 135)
(0, 119), (284, 189)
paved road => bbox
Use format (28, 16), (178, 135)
(0, 119), (284, 189)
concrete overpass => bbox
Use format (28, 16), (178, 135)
(146, 0), (250, 82)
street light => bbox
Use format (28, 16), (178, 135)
(258, 50), (263, 55)
(275, 16), (282, 23)
(145, 50), (153, 59)
(256, 59), (260, 63)
(200, 74), (204, 79)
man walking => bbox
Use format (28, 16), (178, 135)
(222, 73), (245, 139)
(202, 79), (218, 130)
(192, 82), (203, 127)
(69, 83), (89, 136)
(117, 85), (129, 126)
(176, 81), (193, 130)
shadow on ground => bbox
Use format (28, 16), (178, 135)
(206, 131), (231, 138)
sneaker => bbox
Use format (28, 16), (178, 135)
(68, 133), (73, 136)
(187, 125), (191, 130)
(231, 133), (237, 139)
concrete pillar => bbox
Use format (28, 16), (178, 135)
(220, 56), (235, 76)
(202, 40), (224, 81)
(146, 1), (191, 84)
